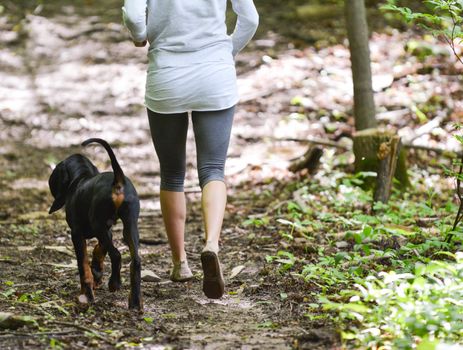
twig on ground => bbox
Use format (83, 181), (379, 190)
(238, 135), (349, 150)
(239, 135), (462, 158)
(47, 321), (115, 345)
(404, 116), (445, 144)
(404, 143), (461, 156)
(0, 258), (18, 264)
(0, 329), (76, 337)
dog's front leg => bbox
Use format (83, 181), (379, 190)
(98, 229), (122, 292)
(122, 216), (142, 310)
(71, 234), (95, 304)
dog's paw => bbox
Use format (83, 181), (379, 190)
(78, 284), (95, 305)
(78, 293), (94, 305)
(108, 277), (121, 292)
(92, 273), (103, 289)
(91, 268), (103, 285)
(93, 279), (103, 289)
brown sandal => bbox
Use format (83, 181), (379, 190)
(201, 251), (224, 299)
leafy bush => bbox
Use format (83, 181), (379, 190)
(321, 252), (463, 349)
(261, 167), (462, 348)
(382, 0), (463, 64)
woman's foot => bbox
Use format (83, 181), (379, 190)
(201, 248), (224, 299)
(170, 260), (194, 282)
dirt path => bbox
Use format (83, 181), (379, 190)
(0, 6), (340, 350)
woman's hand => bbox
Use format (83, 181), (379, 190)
(133, 40), (147, 47)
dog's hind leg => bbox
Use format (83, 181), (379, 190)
(91, 243), (107, 288)
(71, 234), (95, 304)
(98, 229), (122, 292)
(121, 210), (142, 310)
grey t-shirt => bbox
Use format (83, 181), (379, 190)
(123, 0), (259, 113)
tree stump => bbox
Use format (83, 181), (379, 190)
(374, 138), (402, 203)
(353, 128), (409, 201)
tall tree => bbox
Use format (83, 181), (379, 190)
(346, 0), (408, 201)
(345, 0), (377, 130)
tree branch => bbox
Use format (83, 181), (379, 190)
(446, 151), (463, 242)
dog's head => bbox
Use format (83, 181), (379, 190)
(48, 154), (98, 214)
(48, 159), (71, 214)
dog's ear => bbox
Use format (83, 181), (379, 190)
(48, 161), (69, 214)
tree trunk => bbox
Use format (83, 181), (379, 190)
(345, 0), (377, 130)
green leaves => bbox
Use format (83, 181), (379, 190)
(382, 0), (463, 64)
(252, 158), (461, 348)
(320, 254), (463, 348)
(242, 216), (269, 228)
(49, 338), (64, 350)
(382, 0), (462, 26)
(380, 4), (417, 23)
(266, 251), (296, 271)
(17, 290), (44, 303)
(143, 317), (154, 324)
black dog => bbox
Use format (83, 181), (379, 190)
(48, 138), (142, 310)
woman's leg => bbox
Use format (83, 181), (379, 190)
(147, 109), (193, 281)
(159, 191), (187, 263)
(192, 106), (235, 298)
(201, 181), (226, 253)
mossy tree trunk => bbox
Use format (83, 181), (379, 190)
(353, 129), (410, 195)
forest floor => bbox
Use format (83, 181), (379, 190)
(1, 1), (463, 350)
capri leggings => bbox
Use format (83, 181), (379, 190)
(147, 106), (235, 192)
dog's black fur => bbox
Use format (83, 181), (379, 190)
(48, 138), (142, 310)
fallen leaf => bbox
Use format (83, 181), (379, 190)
(229, 265), (246, 279)
(141, 270), (161, 282)
(335, 241), (349, 249)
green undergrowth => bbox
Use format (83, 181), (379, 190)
(243, 165), (463, 349)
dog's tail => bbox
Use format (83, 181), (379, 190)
(82, 138), (126, 209)
(82, 138), (125, 185)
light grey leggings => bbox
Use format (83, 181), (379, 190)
(147, 106), (235, 192)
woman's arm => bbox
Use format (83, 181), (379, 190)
(230, 0), (259, 57)
(122, 0), (148, 43)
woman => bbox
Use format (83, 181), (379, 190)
(123, 0), (258, 299)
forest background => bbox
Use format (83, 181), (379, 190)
(0, 0), (463, 349)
